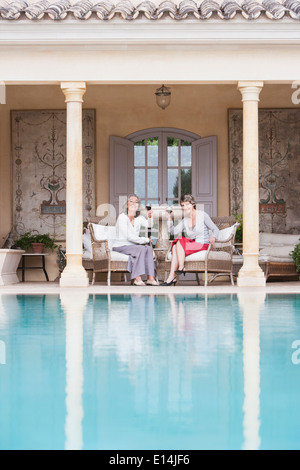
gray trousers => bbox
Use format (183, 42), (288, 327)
(112, 245), (156, 280)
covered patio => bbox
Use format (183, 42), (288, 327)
(1, 0), (300, 289)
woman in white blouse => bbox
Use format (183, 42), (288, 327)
(112, 195), (158, 286)
(161, 194), (219, 286)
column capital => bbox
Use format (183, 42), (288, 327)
(238, 81), (264, 102)
(61, 82), (86, 103)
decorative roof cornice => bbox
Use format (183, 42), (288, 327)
(0, 0), (300, 21)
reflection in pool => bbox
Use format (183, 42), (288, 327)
(0, 293), (300, 450)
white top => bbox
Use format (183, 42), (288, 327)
(113, 213), (153, 248)
(168, 211), (219, 244)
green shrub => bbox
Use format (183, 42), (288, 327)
(290, 242), (300, 274)
(234, 213), (243, 243)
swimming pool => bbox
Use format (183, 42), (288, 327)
(0, 293), (300, 450)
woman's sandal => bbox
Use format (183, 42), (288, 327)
(146, 280), (160, 286)
(133, 280), (146, 286)
(160, 278), (177, 287)
(175, 268), (186, 276)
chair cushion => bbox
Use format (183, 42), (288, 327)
(83, 248), (129, 262)
(260, 246), (295, 262)
(167, 250), (207, 261)
(260, 232), (300, 247)
(83, 231), (92, 253)
(217, 225), (236, 242)
(168, 249), (230, 262)
(92, 224), (116, 250)
(110, 251), (129, 262)
(263, 256), (295, 263)
(83, 249), (93, 260)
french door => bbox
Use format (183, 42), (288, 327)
(132, 130), (194, 207)
(110, 128), (217, 216)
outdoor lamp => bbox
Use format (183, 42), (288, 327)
(155, 85), (171, 110)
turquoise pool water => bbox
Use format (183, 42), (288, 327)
(0, 293), (300, 450)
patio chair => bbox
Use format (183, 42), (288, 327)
(164, 218), (239, 286)
(88, 220), (156, 286)
(87, 221), (128, 286)
(82, 215), (116, 275)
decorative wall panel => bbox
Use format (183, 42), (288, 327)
(229, 109), (300, 234)
(12, 110), (95, 240)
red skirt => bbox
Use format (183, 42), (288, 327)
(172, 237), (209, 256)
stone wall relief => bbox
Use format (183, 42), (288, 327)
(12, 110), (95, 241)
(229, 109), (300, 234)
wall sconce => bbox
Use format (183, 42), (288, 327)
(155, 85), (171, 110)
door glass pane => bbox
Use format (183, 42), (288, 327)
(148, 169), (158, 199)
(134, 169), (145, 198)
(147, 138), (158, 167)
(146, 200), (159, 206)
(168, 169), (179, 199)
(168, 137), (179, 167)
(134, 140), (145, 166)
(180, 169), (192, 196)
(167, 198), (179, 206)
(181, 140), (192, 166)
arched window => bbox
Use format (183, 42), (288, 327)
(110, 128), (217, 216)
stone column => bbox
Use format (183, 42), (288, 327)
(237, 82), (266, 287)
(60, 82), (89, 287)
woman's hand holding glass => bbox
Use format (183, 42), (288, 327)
(166, 209), (173, 221)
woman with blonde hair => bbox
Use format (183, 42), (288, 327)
(112, 194), (158, 286)
(161, 194), (219, 286)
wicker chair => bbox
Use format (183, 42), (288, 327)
(88, 221), (129, 286)
(87, 217), (155, 286)
(164, 217), (238, 286)
(82, 215), (116, 274)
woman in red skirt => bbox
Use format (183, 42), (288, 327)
(161, 194), (220, 286)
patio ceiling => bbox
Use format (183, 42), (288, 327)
(0, 0), (300, 21)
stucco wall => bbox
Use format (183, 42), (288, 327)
(0, 83), (297, 280)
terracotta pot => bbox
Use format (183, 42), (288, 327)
(31, 243), (45, 254)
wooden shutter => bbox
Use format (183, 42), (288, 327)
(110, 136), (134, 215)
(192, 136), (218, 217)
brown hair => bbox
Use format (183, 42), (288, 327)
(180, 194), (196, 209)
(123, 194), (141, 217)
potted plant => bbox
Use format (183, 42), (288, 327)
(14, 232), (58, 254)
(290, 241), (300, 278)
(13, 232), (33, 252)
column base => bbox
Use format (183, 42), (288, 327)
(60, 255), (89, 288)
(60, 276), (90, 288)
(237, 253), (266, 287)
(237, 270), (266, 287)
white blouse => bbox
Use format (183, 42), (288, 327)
(168, 211), (219, 244)
(113, 213), (153, 248)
